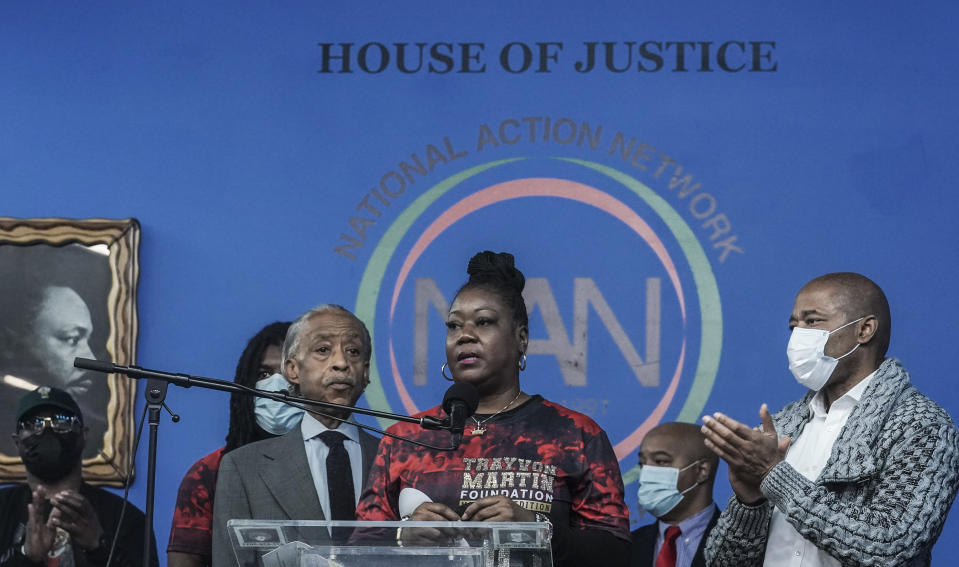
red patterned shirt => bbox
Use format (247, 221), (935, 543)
(356, 396), (629, 540)
(167, 447), (226, 562)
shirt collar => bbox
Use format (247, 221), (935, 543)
(808, 369), (876, 417)
(657, 501), (714, 539)
(300, 412), (360, 444)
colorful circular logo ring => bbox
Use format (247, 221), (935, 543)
(354, 157), (722, 478)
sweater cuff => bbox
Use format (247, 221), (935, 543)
(761, 461), (810, 509)
(722, 494), (771, 536)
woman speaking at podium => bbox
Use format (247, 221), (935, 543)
(356, 251), (630, 567)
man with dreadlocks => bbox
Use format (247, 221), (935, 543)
(167, 321), (295, 567)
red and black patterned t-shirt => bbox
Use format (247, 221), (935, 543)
(167, 447), (226, 560)
(355, 395), (629, 540)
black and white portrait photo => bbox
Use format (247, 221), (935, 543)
(0, 217), (140, 485)
(0, 243), (113, 459)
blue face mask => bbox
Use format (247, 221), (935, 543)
(254, 373), (304, 435)
(636, 460), (702, 518)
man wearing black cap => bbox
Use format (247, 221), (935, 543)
(0, 386), (157, 566)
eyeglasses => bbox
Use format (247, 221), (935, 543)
(17, 414), (82, 436)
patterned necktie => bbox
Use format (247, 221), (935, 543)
(655, 525), (681, 567)
(318, 430), (356, 525)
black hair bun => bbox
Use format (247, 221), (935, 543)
(466, 251), (525, 293)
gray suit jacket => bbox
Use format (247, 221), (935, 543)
(211, 426), (380, 567)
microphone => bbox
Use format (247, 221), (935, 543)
(442, 382), (479, 449)
(74, 357), (116, 374)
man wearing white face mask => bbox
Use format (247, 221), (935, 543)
(701, 273), (959, 567)
(167, 321), (294, 567)
(631, 422), (719, 567)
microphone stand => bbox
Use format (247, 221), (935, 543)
(73, 357), (449, 567)
(142, 377), (169, 567)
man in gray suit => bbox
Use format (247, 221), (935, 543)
(211, 305), (381, 567)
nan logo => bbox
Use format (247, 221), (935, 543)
(352, 156), (724, 477)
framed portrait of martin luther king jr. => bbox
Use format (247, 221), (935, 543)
(0, 218), (139, 486)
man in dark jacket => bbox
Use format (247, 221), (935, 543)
(0, 386), (157, 566)
(631, 422), (719, 567)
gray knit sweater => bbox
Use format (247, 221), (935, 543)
(704, 358), (959, 567)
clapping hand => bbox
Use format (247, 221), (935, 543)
(701, 403), (790, 504)
(49, 489), (104, 551)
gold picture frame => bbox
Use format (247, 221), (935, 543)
(0, 217), (139, 486)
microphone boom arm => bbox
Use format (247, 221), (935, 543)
(73, 357), (447, 430)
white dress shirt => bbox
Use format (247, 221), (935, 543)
(764, 372), (875, 567)
(300, 413), (365, 521)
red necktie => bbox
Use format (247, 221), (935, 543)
(655, 525), (681, 567)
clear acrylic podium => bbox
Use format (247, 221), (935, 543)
(226, 519), (553, 567)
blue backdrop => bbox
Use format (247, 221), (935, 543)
(3, 1), (958, 564)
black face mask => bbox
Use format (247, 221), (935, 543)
(19, 430), (83, 483)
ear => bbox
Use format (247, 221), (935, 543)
(694, 459), (711, 484)
(858, 315), (879, 345)
(284, 358), (300, 385)
(516, 324), (529, 355)
(361, 360), (370, 389)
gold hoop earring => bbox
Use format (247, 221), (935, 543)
(441, 362), (454, 382)
(518, 353), (527, 371)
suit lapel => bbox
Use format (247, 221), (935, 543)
(632, 522), (658, 567)
(259, 429), (325, 520)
